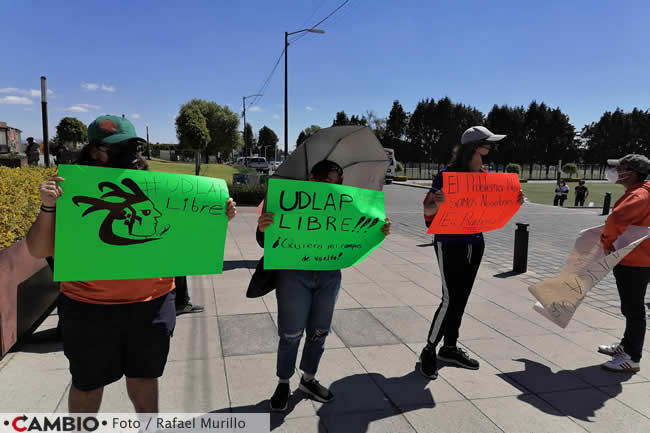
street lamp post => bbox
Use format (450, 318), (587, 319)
(40, 76), (50, 167)
(284, 28), (325, 158)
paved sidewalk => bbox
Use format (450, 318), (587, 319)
(1, 207), (649, 433)
(386, 183), (649, 321)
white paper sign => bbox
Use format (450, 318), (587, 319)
(529, 225), (649, 328)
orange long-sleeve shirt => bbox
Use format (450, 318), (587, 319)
(601, 181), (650, 267)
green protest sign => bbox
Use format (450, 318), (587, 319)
(54, 165), (229, 281)
(264, 178), (386, 270)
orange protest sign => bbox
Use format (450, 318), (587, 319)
(427, 172), (521, 235)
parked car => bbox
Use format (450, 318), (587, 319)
(247, 157), (269, 172)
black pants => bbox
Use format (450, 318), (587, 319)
(553, 195), (567, 206)
(614, 264), (650, 362)
(174, 276), (190, 307)
(575, 195), (586, 206)
(427, 241), (485, 347)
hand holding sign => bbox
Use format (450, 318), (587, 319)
(264, 179), (386, 270)
(54, 165), (231, 281)
(427, 172), (521, 234)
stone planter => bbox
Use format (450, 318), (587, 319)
(0, 240), (59, 358)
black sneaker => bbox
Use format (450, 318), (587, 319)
(419, 344), (438, 379)
(438, 346), (479, 370)
(176, 303), (205, 316)
(299, 377), (334, 403)
(269, 383), (290, 412)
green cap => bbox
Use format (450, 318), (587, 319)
(88, 115), (145, 145)
(607, 154), (650, 175)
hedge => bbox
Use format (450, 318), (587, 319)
(0, 166), (58, 248)
(228, 184), (268, 206)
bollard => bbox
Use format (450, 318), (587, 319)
(602, 192), (612, 215)
(513, 223), (529, 273)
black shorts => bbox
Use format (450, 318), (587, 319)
(58, 291), (176, 392)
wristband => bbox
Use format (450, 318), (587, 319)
(40, 205), (56, 213)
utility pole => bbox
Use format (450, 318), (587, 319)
(40, 76), (50, 167)
(242, 94), (261, 158)
(146, 126), (151, 160)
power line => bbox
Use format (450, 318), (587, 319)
(291, 0), (350, 44)
(247, 0), (351, 107)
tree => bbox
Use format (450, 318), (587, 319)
(56, 117), (88, 145)
(175, 105), (210, 175)
(581, 108), (650, 164)
(386, 101), (408, 142)
(258, 125), (279, 158)
(243, 122), (256, 154)
(332, 111), (350, 126)
(486, 104), (527, 169)
(364, 110), (386, 139)
(296, 125), (321, 146)
(176, 99), (241, 162)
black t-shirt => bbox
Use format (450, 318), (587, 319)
(575, 185), (588, 196)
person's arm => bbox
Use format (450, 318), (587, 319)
(26, 177), (64, 258)
(600, 191), (646, 253)
(585, 187), (589, 198)
(423, 173), (445, 217)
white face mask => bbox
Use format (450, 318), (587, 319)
(606, 168), (619, 183)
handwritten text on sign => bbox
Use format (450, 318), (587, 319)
(264, 179), (386, 270)
(529, 225), (649, 328)
(54, 165), (230, 281)
(427, 172), (521, 234)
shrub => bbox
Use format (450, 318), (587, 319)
(505, 163), (521, 174)
(0, 152), (28, 168)
(394, 175), (408, 181)
(562, 162), (578, 177)
(0, 166), (58, 248)
(229, 184), (267, 206)
(396, 161), (404, 173)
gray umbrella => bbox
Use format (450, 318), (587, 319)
(273, 125), (389, 191)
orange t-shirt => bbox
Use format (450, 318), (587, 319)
(61, 277), (175, 305)
(601, 181), (650, 267)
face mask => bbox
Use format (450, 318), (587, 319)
(606, 168), (618, 183)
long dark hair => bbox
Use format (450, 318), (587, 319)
(76, 140), (149, 170)
(449, 140), (481, 173)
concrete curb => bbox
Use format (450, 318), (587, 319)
(393, 182), (429, 190)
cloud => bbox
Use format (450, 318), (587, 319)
(0, 87), (53, 97)
(131, 113), (141, 119)
(65, 103), (101, 113)
(249, 106), (262, 112)
(305, 106), (314, 111)
(81, 82), (100, 91)
(272, 114), (280, 120)
(0, 96), (32, 105)
(101, 84), (116, 93)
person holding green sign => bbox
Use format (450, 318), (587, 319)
(26, 115), (237, 414)
(257, 160), (392, 412)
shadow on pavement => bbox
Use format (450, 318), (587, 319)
(10, 327), (62, 354)
(498, 358), (634, 422)
(180, 369), (437, 432)
(222, 260), (257, 271)
(493, 270), (524, 279)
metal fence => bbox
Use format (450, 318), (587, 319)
(402, 162), (607, 181)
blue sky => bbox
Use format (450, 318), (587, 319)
(1, 0), (649, 151)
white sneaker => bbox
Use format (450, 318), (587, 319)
(602, 353), (640, 373)
(598, 343), (624, 356)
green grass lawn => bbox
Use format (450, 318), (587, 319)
(521, 181), (625, 207)
(147, 159), (240, 182)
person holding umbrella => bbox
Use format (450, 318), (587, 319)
(420, 126), (525, 380)
(257, 126), (392, 411)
